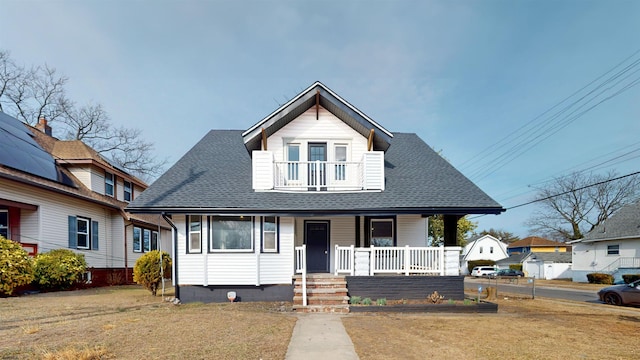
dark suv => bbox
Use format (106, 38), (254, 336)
(490, 269), (524, 278)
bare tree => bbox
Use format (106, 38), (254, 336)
(475, 228), (520, 244)
(527, 171), (640, 241)
(0, 50), (166, 181)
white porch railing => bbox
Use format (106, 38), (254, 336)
(335, 245), (451, 276)
(294, 245), (307, 306)
(600, 257), (640, 273)
(274, 161), (362, 191)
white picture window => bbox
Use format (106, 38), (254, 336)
(211, 216), (253, 252)
(262, 216), (278, 252)
(188, 216), (202, 253)
(105, 172), (114, 196)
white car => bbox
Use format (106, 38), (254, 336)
(471, 266), (496, 277)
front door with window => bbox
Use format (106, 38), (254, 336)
(308, 143), (327, 190)
(305, 221), (329, 272)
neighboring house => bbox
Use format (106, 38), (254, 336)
(522, 252), (572, 279)
(127, 82), (504, 304)
(0, 112), (170, 285)
(496, 253), (530, 270)
(571, 200), (640, 283)
(508, 236), (570, 255)
(460, 234), (509, 274)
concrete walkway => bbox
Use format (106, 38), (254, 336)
(285, 313), (359, 360)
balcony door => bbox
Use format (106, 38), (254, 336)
(308, 143), (327, 190)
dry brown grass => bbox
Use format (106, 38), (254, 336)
(343, 297), (640, 360)
(0, 286), (296, 359)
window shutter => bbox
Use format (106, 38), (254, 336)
(92, 221), (99, 250)
(68, 216), (77, 249)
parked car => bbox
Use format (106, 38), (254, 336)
(471, 266), (496, 277)
(490, 269), (524, 278)
(597, 279), (640, 306)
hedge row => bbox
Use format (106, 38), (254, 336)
(586, 273), (614, 285)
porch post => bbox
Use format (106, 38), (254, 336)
(443, 215), (462, 246)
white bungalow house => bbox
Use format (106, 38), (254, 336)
(571, 200), (640, 283)
(460, 234), (509, 274)
(0, 112), (170, 285)
(127, 82), (504, 307)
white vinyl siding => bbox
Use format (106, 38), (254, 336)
(396, 215), (428, 247)
(267, 107), (368, 164)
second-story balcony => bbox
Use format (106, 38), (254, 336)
(252, 151), (385, 192)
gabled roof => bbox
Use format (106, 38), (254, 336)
(496, 253), (531, 265)
(127, 130), (504, 215)
(578, 200), (640, 242)
(242, 82), (393, 152)
(508, 236), (564, 248)
(462, 234), (508, 259)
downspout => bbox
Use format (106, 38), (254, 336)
(162, 212), (179, 300)
(118, 210), (131, 284)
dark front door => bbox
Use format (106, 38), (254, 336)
(308, 143), (327, 190)
(305, 221), (329, 272)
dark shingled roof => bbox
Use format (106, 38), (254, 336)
(127, 130), (503, 216)
(579, 200), (640, 242)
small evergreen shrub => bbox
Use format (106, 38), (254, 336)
(586, 273), (614, 285)
(622, 274), (640, 284)
(33, 249), (87, 290)
(0, 236), (34, 295)
(468, 260), (496, 273)
(133, 250), (171, 296)
(376, 298), (387, 306)
(349, 296), (362, 305)
(362, 297), (372, 305)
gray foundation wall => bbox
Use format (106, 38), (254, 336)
(179, 284), (294, 303)
(346, 275), (465, 300)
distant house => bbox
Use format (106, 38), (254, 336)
(127, 81), (504, 305)
(460, 234), (509, 274)
(0, 112), (170, 285)
(571, 200), (640, 283)
(522, 252), (572, 279)
(508, 236), (570, 255)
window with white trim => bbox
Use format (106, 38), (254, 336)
(607, 244), (620, 255)
(334, 144), (347, 181)
(124, 181), (132, 202)
(287, 144), (300, 181)
(262, 216), (278, 252)
(0, 209), (8, 239)
(68, 216), (98, 250)
(188, 215), (202, 253)
(105, 172), (114, 196)
(370, 218), (394, 247)
(211, 216), (253, 252)
(133, 227), (142, 252)
(151, 231), (158, 251)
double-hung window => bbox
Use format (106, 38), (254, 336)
(370, 218), (394, 247)
(334, 145), (347, 181)
(105, 172), (114, 197)
(188, 216), (202, 253)
(607, 244), (620, 255)
(211, 216), (253, 252)
(68, 216), (98, 250)
(123, 181), (132, 202)
(0, 210), (8, 239)
(143, 229), (151, 252)
(134, 226), (160, 252)
(262, 216), (278, 252)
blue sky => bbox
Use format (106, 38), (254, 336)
(2, 0), (639, 238)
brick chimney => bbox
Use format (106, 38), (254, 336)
(36, 116), (52, 136)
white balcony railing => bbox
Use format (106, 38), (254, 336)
(274, 161), (362, 191)
(252, 150), (385, 192)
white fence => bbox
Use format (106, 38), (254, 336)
(294, 245), (307, 306)
(334, 245), (453, 276)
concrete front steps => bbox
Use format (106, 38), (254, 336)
(293, 274), (350, 313)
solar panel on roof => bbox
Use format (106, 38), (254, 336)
(0, 111), (74, 186)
